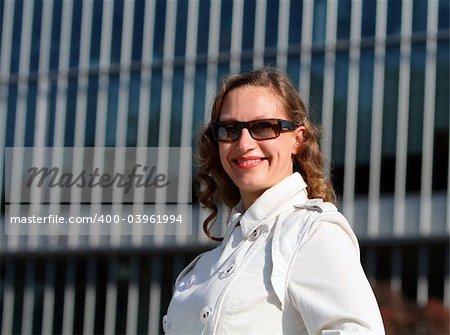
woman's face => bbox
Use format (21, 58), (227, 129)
(218, 86), (304, 204)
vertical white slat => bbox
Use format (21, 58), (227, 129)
(417, 247), (429, 306)
(0, 0), (15, 251)
(393, 0), (413, 237)
(49, 0), (74, 231)
(115, 0), (135, 148)
(66, 4), (96, 332)
(52, 2), (74, 332)
(110, 0), (135, 245)
(89, 0), (114, 248)
(74, 0), (102, 334)
(368, 0), (388, 238)
(253, 0), (267, 68)
(22, 261), (36, 335)
(136, 0), (156, 149)
(97, 1), (120, 325)
(154, 0), (178, 244)
(31, 2), (57, 334)
(299, 0), (314, 102)
(132, 0), (156, 247)
(199, 0), (222, 244)
(92, 0), (114, 155)
(69, 0), (94, 247)
(41, 260), (55, 335)
(158, 0), (178, 149)
(276, 0), (290, 71)
(33, 0), (53, 149)
(82, 259), (97, 334)
(176, 0), (200, 244)
(1, 262), (15, 335)
(420, 0), (439, 236)
(29, 0), (54, 249)
(8, 0), (34, 251)
(73, 0), (94, 149)
(204, 0), (221, 124)
(52, 0), (73, 150)
(321, 0), (338, 177)
(118, 3), (138, 334)
(126, 257), (140, 335)
(62, 260), (76, 335)
(343, 0), (363, 224)
(104, 258), (118, 335)
(148, 256), (162, 335)
(230, 0), (244, 74)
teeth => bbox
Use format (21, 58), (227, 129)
(237, 159), (260, 165)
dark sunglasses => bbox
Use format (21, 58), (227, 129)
(212, 118), (298, 142)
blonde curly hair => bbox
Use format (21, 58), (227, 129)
(196, 67), (335, 241)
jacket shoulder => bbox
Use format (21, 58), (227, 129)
(270, 199), (358, 309)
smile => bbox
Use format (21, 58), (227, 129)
(232, 157), (266, 169)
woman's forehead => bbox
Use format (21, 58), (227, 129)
(219, 86), (286, 121)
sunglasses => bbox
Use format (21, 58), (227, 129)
(212, 118), (298, 142)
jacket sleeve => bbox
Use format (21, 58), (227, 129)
(286, 220), (386, 335)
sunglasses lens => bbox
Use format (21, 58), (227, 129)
(249, 120), (279, 139)
(214, 119), (293, 142)
(217, 124), (239, 141)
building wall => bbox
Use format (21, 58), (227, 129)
(0, 0), (449, 333)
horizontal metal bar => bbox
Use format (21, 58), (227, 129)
(0, 236), (448, 259)
(1, 30), (448, 86)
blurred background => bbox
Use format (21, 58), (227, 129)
(0, 0), (449, 334)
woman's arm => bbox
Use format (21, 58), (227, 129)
(287, 220), (385, 335)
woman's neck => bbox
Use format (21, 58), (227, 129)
(240, 190), (265, 211)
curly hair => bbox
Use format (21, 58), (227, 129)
(196, 67), (336, 241)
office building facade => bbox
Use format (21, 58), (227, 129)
(1, 0), (449, 333)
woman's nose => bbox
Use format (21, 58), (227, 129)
(236, 128), (256, 151)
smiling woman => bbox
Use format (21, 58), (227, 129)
(163, 67), (386, 334)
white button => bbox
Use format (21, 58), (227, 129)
(177, 273), (196, 291)
(248, 227), (261, 241)
(162, 314), (170, 333)
(199, 306), (213, 324)
(219, 263), (236, 279)
(186, 273), (196, 287)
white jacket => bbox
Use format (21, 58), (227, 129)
(164, 173), (385, 334)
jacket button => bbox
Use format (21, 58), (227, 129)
(162, 314), (170, 332)
(248, 227), (261, 241)
(219, 263), (236, 279)
(177, 273), (196, 290)
(199, 306), (213, 324)
(186, 273), (196, 287)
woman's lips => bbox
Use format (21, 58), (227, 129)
(232, 156), (266, 169)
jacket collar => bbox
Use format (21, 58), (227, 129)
(227, 172), (308, 240)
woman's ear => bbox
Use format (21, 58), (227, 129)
(291, 125), (306, 155)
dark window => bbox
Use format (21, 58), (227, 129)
(386, 0), (402, 35)
(196, 0), (210, 55)
(337, 0), (351, 40)
(265, 0), (279, 48)
(219, 0), (233, 52)
(174, 0), (188, 57)
(361, 0), (376, 38)
(110, 0), (124, 64)
(288, 0), (302, 45)
(242, 0), (256, 50)
(312, 0), (326, 45)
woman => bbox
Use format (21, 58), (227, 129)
(163, 68), (385, 334)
